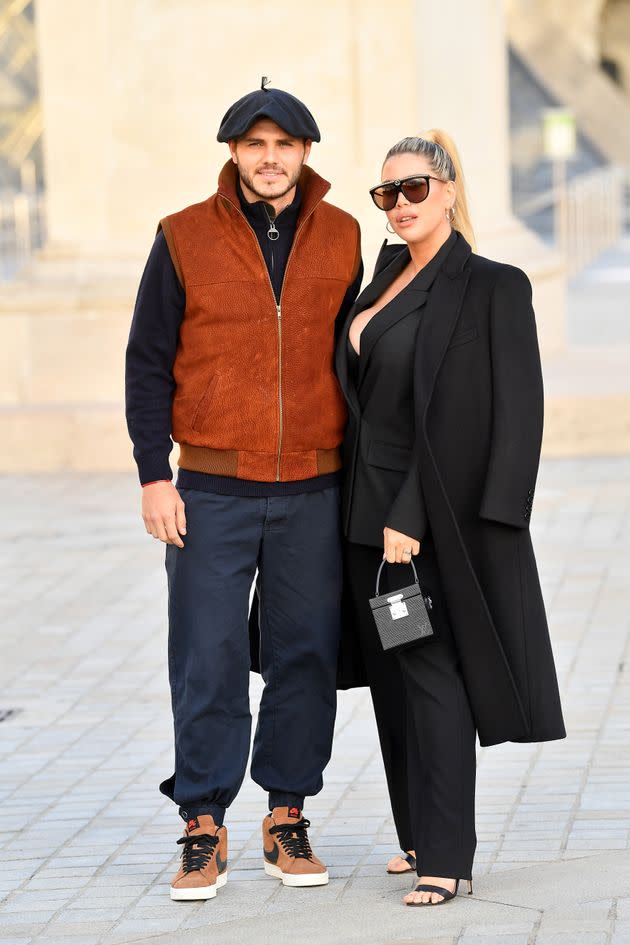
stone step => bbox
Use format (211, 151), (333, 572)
(542, 346), (630, 456)
(1, 345), (628, 471)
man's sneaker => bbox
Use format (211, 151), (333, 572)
(262, 806), (328, 887)
(170, 814), (228, 901)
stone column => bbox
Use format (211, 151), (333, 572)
(412, 0), (565, 353)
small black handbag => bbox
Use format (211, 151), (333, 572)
(369, 558), (435, 653)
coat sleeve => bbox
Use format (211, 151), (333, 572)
(384, 444), (428, 542)
(479, 265), (543, 528)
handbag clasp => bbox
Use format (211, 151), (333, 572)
(387, 594), (409, 620)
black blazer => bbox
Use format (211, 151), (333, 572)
(335, 231), (566, 748)
(336, 231), (457, 547)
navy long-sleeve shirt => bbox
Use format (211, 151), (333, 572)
(125, 183), (363, 494)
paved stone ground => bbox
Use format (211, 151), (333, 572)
(0, 454), (629, 945)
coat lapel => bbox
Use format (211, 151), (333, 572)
(335, 247), (410, 416)
(357, 231), (461, 389)
(415, 234), (472, 417)
(357, 286), (429, 388)
(335, 231), (471, 417)
(349, 244), (409, 315)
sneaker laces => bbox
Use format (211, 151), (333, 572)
(269, 817), (314, 860)
(176, 832), (219, 873)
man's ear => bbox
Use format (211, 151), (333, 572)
(228, 139), (238, 164)
(303, 139), (312, 163)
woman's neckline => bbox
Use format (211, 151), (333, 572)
(347, 263), (417, 356)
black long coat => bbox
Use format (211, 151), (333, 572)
(248, 231), (565, 748)
(333, 232), (566, 748)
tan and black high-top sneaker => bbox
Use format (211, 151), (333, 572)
(170, 814), (228, 901)
(262, 806), (328, 887)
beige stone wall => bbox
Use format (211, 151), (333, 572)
(35, 0), (419, 260)
(34, 0), (556, 264)
(0, 0), (570, 472)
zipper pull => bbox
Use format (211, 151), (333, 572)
(263, 204), (280, 241)
(276, 304), (281, 319)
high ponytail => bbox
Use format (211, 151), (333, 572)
(422, 129), (475, 251)
(384, 128), (476, 251)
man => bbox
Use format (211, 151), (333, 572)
(125, 79), (362, 901)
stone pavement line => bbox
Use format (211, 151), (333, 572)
(0, 458), (629, 945)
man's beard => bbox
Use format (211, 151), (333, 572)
(238, 163), (302, 201)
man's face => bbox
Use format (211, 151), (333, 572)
(229, 119), (311, 202)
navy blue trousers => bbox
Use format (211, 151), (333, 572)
(159, 485), (342, 825)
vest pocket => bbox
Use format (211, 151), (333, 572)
(190, 372), (220, 433)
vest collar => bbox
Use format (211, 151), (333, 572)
(236, 176), (302, 228)
(217, 160), (331, 225)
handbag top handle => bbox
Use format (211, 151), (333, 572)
(375, 558), (419, 597)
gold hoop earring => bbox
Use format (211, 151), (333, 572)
(446, 206), (455, 222)
(386, 221), (396, 234)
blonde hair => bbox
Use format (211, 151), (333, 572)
(384, 128), (476, 251)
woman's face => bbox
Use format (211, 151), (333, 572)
(381, 153), (455, 244)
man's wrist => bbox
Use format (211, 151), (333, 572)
(141, 479), (172, 487)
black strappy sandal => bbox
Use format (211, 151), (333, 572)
(405, 877), (473, 906)
(386, 851), (417, 874)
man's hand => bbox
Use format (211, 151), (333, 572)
(142, 481), (187, 547)
(383, 527), (420, 564)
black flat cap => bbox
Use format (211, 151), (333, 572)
(217, 76), (321, 142)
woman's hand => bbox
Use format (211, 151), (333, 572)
(383, 527), (421, 564)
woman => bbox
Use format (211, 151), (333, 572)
(335, 130), (566, 906)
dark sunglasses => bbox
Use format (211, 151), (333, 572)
(369, 174), (445, 211)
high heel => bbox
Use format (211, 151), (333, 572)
(405, 876), (473, 906)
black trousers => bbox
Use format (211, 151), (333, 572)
(343, 536), (477, 879)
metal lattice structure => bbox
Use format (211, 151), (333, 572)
(0, 0), (44, 278)
(0, 0), (42, 191)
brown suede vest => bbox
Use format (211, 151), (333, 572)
(158, 161), (361, 482)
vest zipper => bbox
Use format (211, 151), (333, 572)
(262, 204), (278, 282)
(276, 302), (283, 480)
(219, 193), (320, 481)
(273, 216), (313, 481)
